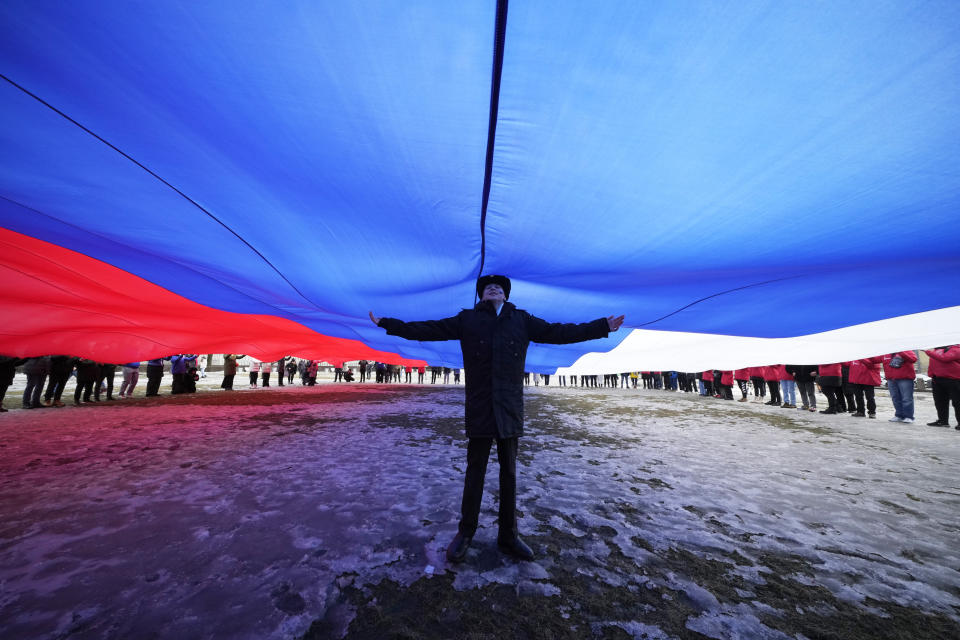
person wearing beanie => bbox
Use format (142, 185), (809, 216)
(370, 275), (623, 563)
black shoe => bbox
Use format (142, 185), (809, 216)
(852, 412), (866, 417)
(497, 535), (534, 561)
(0, 407), (7, 412)
(445, 532), (472, 563)
(928, 421), (949, 427)
(819, 409), (838, 414)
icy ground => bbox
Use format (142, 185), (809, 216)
(0, 383), (958, 640)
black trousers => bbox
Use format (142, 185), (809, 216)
(44, 372), (71, 403)
(459, 436), (518, 540)
(262, 372), (270, 387)
(145, 366), (164, 396)
(853, 384), (876, 415)
(737, 380), (749, 398)
(221, 374), (235, 390)
(841, 383), (855, 412)
(96, 370), (115, 400)
(822, 384), (842, 411)
(23, 373), (47, 407)
(932, 377), (960, 424)
(766, 380), (782, 404)
(74, 380), (94, 403)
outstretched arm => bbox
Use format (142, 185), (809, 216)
(526, 313), (624, 345)
(369, 310), (462, 342)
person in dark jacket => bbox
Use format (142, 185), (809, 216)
(74, 359), (100, 405)
(43, 355), (75, 407)
(370, 274), (623, 563)
(840, 363), (856, 413)
(786, 364), (819, 412)
(145, 357), (170, 396)
(95, 363), (118, 401)
(22, 357), (51, 409)
(170, 355), (197, 394)
(0, 356), (27, 411)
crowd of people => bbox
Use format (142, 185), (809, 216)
(520, 348), (960, 429)
(2, 347), (958, 429)
(0, 355), (465, 410)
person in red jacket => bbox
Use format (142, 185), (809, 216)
(701, 369), (715, 397)
(734, 368), (751, 402)
(762, 366), (782, 406)
(882, 351), (918, 423)
(924, 345), (960, 428)
(817, 363), (843, 414)
(718, 370), (734, 400)
(778, 365), (796, 408)
(848, 357), (883, 418)
(748, 367), (765, 402)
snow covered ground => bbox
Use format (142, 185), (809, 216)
(0, 380), (957, 639)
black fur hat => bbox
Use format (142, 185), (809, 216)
(476, 274), (511, 300)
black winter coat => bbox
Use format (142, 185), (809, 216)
(785, 364), (818, 383)
(0, 357), (27, 385)
(76, 360), (100, 382)
(22, 357), (50, 376)
(49, 356), (74, 377)
(379, 301), (609, 439)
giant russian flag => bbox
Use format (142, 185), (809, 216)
(2, 1), (959, 370)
